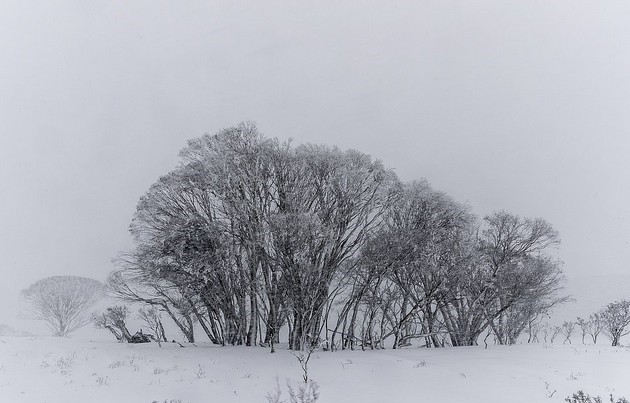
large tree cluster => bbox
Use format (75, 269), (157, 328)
(109, 122), (567, 350)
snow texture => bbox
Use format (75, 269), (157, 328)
(1, 337), (629, 403)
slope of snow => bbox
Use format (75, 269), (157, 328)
(0, 337), (628, 403)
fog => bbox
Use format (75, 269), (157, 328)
(1, 0), (629, 333)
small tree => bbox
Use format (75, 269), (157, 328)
(93, 306), (132, 342)
(561, 321), (575, 344)
(526, 318), (542, 343)
(600, 300), (630, 346)
(586, 312), (605, 344)
(20, 276), (105, 337)
(138, 307), (167, 342)
(575, 317), (589, 344)
(541, 322), (550, 343)
(550, 325), (562, 343)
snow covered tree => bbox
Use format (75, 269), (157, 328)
(180, 124), (284, 346)
(20, 275), (105, 337)
(93, 306), (132, 342)
(112, 122), (568, 351)
(599, 300), (630, 346)
(265, 144), (398, 350)
(330, 189), (567, 348)
(345, 180), (474, 349)
(479, 212), (567, 345)
(125, 123), (397, 350)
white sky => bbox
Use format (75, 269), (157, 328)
(2, 0), (630, 331)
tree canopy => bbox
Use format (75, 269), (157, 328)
(110, 122), (567, 350)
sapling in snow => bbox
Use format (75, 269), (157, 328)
(562, 321), (575, 344)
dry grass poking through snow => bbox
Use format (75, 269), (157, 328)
(0, 337), (629, 403)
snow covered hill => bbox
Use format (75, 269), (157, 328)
(1, 337), (629, 403)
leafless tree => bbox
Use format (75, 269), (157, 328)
(107, 269), (198, 343)
(550, 325), (562, 343)
(561, 321), (575, 344)
(599, 300), (630, 346)
(576, 317), (589, 344)
(20, 276), (105, 337)
(138, 307), (167, 342)
(586, 312), (605, 344)
(540, 322), (551, 343)
(525, 315), (544, 343)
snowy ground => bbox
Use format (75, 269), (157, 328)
(1, 337), (629, 403)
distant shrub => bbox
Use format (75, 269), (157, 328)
(287, 381), (319, 403)
(108, 360), (125, 369)
(153, 366), (169, 375)
(55, 354), (75, 376)
(95, 375), (109, 386)
(194, 363), (206, 379)
(266, 378), (320, 403)
(565, 390), (629, 403)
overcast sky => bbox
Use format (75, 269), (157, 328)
(2, 0), (630, 332)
